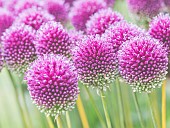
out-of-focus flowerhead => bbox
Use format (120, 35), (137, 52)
(0, 0), (4, 7)
(15, 7), (55, 30)
(69, 0), (106, 31)
(4, 0), (18, 13)
(72, 35), (117, 91)
(65, 0), (75, 6)
(164, 0), (170, 9)
(44, 0), (69, 23)
(118, 36), (168, 93)
(0, 8), (14, 38)
(127, 0), (163, 17)
(149, 13), (170, 55)
(102, 21), (146, 54)
(14, 0), (44, 15)
(104, 0), (115, 6)
(86, 8), (123, 35)
(35, 21), (71, 57)
(68, 30), (84, 46)
(1, 24), (36, 73)
(25, 54), (79, 116)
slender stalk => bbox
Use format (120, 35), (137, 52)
(66, 112), (71, 128)
(85, 87), (106, 128)
(116, 78), (125, 128)
(147, 94), (157, 128)
(6, 70), (28, 128)
(162, 80), (166, 128)
(100, 91), (112, 128)
(132, 93), (145, 128)
(76, 95), (89, 128)
(56, 116), (62, 128)
(46, 116), (55, 128)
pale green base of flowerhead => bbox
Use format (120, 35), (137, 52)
(128, 75), (167, 93)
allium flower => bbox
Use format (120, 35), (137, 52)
(72, 35), (117, 91)
(102, 21), (146, 54)
(69, 0), (106, 31)
(4, 0), (18, 13)
(35, 21), (71, 57)
(65, 0), (74, 6)
(25, 54), (79, 116)
(0, 0), (4, 7)
(86, 8), (123, 35)
(149, 13), (170, 55)
(68, 30), (84, 46)
(127, 0), (163, 17)
(14, 0), (44, 15)
(44, 0), (69, 23)
(104, 0), (115, 6)
(0, 8), (14, 39)
(1, 24), (36, 73)
(118, 36), (168, 93)
(15, 7), (55, 30)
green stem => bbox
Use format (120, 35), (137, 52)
(66, 112), (71, 128)
(56, 116), (62, 128)
(147, 94), (157, 128)
(7, 70), (28, 128)
(46, 116), (55, 128)
(132, 93), (145, 128)
(116, 78), (125, 128)
(100, 91), (112, 128)
(85, 87), (106, 128)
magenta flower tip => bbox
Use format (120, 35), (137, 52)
(25, 54), (79, 116)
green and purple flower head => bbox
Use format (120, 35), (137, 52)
(25, 54), (79, 116)
(118, 36), (168, 93)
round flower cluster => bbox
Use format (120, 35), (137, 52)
(102, 21), (146, 54)
(25, 54), (79, 116)
(0, 8), (14, 38)
(127, 0), (163, 17)
(35, 21), (71, 57)
(69, 0), (106, 31)
(15, 7), (55, 30)
(72, 35), (117, 91)
(118, 36), (168, 93)
(86, 8), (123, 35)
(44, 0), (69, 23)
(149, 13), (170, 55)
(1, 24), (36, 73)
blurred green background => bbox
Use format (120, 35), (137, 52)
(0, 0), (170, 128)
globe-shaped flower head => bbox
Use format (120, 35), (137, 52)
(69, 0), (106, 31)
(86, 8), (123, 35)
(72, 35), (117, 91)
(15, 7), (55, 30)
(149, 13), (170, 55)
(1, 24), (36, 73)
(35, 21), (71, 57)
(44, 0), (69, 23)
(102, 21), (146, 55)
(118, 36), (168, 93)
(127, 0), (163, 17)
(0, 8), (14, 39)
(25, 54), (79, 116)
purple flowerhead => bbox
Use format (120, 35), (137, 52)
(15, 7), (55, 30)
(65, 0), (75, 6)
(164, 0), (170, 9)
(72, 35), (117, 91)
(25, 54), (79, 116)
(149, 13), (170, 55)
(104, 0), (115, 6)
(86, 8), (123, 35)
(127, 0), (163, 17)
(0, 8), (14, 39)
(44, 0), (69, 23)
(69, 0), (106, 31)
(35, 21), (71, 57)
(0, 0), (4, 7)
(102, 21), (146, 55)
(118, 36), (168, 93)
(14, 0), (44, 15)
(1, 24), (36, 73)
